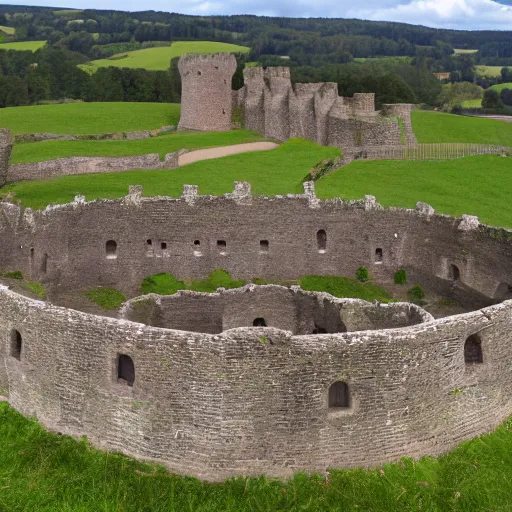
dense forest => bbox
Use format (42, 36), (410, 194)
(0, 4), (511, 109)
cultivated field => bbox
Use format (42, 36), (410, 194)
(0, 40), (46, 51)
(2, 401), (512, 511)
(476, 65), (504, 77)
(9, 130), (266, 164)
(0, 102), (180, 135)
(81, 41), (250, 72)
(453, 48), (478, 54)
(412, 111), (512, 145)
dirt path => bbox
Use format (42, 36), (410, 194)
(178, 142), (279, 166)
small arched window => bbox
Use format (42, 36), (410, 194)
(253, 318), (267, 327)
(10, 329), (22, 360)
(375, 248), (383, 263)
(329, 381), (350, 408)
(450, 264), (460, 281)
(117, 354), (135, 386)
(464, 334), (483, 364)
(317, 230), (327, 252)
(106, 240), (117, 259)
(260, 240), (269, 252)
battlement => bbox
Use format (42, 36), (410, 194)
(177, 52), (237, 75)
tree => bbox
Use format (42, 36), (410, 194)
(482, 89), (503, 109)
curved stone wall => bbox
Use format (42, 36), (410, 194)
(1, 284), (512, 480)
(120, 285), (433, 334)
(0, 182), (511, 307)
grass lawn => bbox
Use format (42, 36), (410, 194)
(315, 155), (512, 228)
(2, 401), (512, 511)
(0, 102), (180, 135)
(141, 270), (390, 302)
(412, 111), (512, 145)
(81, 41), (250, 72)
(2, 139), (340, 209)
(0, 25), (15, 35)
(10, 130), (265, 164)
(476, 65), (503, 77)
(461, 99), (482, 108)
(0, 40), (46, 51)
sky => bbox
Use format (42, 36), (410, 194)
(7, 0), (512, 30)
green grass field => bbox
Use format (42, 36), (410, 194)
(2, 140), (339, 209)
(453, 48), (478, 54)
(0, 25), (15, 35)
(53, 9), (84, 16)
(316, 156), (512, 228)
(0, 40), (46, 51)
(412, 111), (512, 145)
(2, 401), (512, 511)
(9, 130), (265, 164)
(489, 82), (512, 92)
(476, 65), (503, 77)
(81, 41), (250, 72)
(0, 102), (180, 135)
(461, 99), (482, 108)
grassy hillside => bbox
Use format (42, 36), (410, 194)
(10, 130), (265, 164)
(476, 65), (503, 77)
(315, 156), (512, 228)
(0, 102), (180, 135)
(2, 401), (512, 511)
(412, 111), (512, 145)
(81, 41), (250, 72)
(0, 25), (15, 35)
(2, 140), (340, 209)
(0, 40), (46, 51)
(489, 82), (512, 92)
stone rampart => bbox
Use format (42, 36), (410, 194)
(0, 182), (511, 307)
(2, 283), (512, 480)
(0, 129), (13, 186)
(235, 65), (415, 149)
(178, 53), (237, 132)
(7, 150), (187, 183)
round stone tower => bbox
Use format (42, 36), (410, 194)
(178, 53), (237, 132)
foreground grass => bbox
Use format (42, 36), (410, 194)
(316, 155), (512, 228)
(10, 129), (264, 164)
(3, 139), (339, 209)
(141, 270), (390, 302)
(81, 41), (249, 72)
(0, 40), (46, 51)
(0, 102), (180, 135)
(412, 111), (512, 145)
(2, 402), (512, 511)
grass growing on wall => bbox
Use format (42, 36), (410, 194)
(80, 41), (250, 72)
(2, 139), (340, 209)
(0, 102), (181, 135)
(87, 287), (126, 309)
(10, 130), (265, 164)
(412, 111), (512, 145)
(141, 270), (391, 302)
(2, 401), (512, 511)
(0, 40), (46, 51)
(315, 155), (512, 229)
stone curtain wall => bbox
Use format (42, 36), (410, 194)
(2, 284), (512, 480)
(233, 66), (414, 149)
(120, 286), (432, 333)
(7, 150), (187, 183)
(1, 182), (512, 304)
(0, 129), (13, 186)
(178, 53), (237, 132)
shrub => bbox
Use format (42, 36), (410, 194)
(355, 266), (369, 282)
(5, 270), (23, 280)
(394, 268), (407, 285)
(408, 285), (425, 301)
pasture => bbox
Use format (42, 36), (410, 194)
(476, 65), (503, 77)
(489, 82), (512, 92)
(2, 401), (512, 511)
(412, 111), (512, 145)
(0, 40), (46, 51)
(0, 102), (180, 135)
(0, 25), (15, 35)
(81, 41), (250, 72)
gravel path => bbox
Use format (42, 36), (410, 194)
(178, 142), (279, 166)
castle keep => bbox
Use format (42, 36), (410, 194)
(178, 53), (416, 148)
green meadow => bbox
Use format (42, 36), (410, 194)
(0, 40), (46, 51)
(0, 25), (15, 35)
(0, 102), (181, 135)
(81, 41), (250, 72)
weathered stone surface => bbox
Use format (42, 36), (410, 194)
(0, 129), (13, 186)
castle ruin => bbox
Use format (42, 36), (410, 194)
(177, 53), (416, 149)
